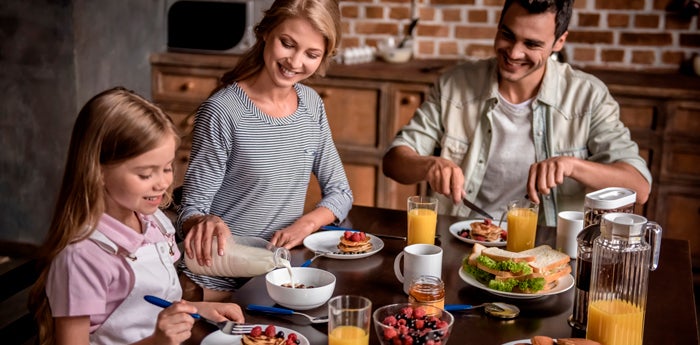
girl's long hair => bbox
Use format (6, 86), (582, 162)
(27, 87), (180, 345)
(219, 0), (341, 87)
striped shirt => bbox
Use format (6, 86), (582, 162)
(177, 82), (353, 290)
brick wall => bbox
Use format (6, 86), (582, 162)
(339, 0), (700, 72)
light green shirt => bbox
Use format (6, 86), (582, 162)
(389, 58), (652, 226)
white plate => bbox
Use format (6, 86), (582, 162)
(502, 340), (531, 345)
(449, 220), (507, 247)
(201, 325), (309, 345)
(458, 267), (574, 299)
(303, 230), (384, 259)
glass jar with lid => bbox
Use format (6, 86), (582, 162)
(408, 275), (445, 311)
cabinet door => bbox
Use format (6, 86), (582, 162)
(380, 84), (429, 210)
(654, 186), (700, 266)
(304, 163), (377, 214)
(662, 101), (700, 184)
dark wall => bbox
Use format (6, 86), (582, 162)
(0, 0), (166, 246)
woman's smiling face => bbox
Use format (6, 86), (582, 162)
(262, 16), (326, 88)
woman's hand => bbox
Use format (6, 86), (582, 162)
(270, 221), (314, 249)
(183, 214), (232, 266)
(151, 301), (198, 345)
(191, 301), (245, 324)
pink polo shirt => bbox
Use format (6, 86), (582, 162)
(46, 212), (181, 332)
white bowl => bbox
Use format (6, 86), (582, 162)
(378, 46), (413, 63)
(265, 267), (336, 310)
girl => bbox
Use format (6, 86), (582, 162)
(177, 0), (353, 301)
(28, 87), (244, 345)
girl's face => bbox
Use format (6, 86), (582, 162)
(101, 135), (177, 224)
(261, 16), (326, 88)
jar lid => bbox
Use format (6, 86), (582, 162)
(584, 187), (636, 210)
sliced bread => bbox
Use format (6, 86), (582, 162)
(481, 246), (536, 263)
(520, 245), (571, 273)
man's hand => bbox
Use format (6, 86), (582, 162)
(183, 215), (232, 266)
(527, 156), (576, 204)
(425, 157), (465, 204)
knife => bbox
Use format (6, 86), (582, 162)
(462, 197), (494, 220)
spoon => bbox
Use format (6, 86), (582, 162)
(246, 305), (328, 324)
(301, 251), (331, 267)
(445, 302), (520, 319)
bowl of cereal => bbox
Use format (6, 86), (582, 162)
(265, 267), (336, 310)
(373, 303), (454, 345)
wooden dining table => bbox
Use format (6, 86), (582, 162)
(187, 205), (700, 345)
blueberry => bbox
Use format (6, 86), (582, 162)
(275, 331), (285, 338)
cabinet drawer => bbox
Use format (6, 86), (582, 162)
(304, 164), (377, 213)
(173, 147), (191, 188)
(666, 102), (700, 137)
(152, 66), (221, 103)
(314, 85), (380, 148)
(654, 187), (700, 262)
(165, 109), (196, 138)
(661, 140), (700, 182)
(619, 103), (656, 130)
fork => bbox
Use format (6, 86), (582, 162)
(144, 295), (255, 334)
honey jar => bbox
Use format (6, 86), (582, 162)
(408, 275), (445, 311)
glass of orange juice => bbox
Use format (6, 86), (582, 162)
(328, 295), (372, 345)
(505, 198), (538, 252)
(407, 196), (438, 245)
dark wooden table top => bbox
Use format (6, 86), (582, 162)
(188, 205), (699, 345)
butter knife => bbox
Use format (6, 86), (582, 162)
(462, 197), (494, 220)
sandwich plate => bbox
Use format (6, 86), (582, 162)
(458, 267), (574, 299)
(201, 324), (309, 345)
(303, 230), (384, 259)
(502, 340), (532, 345)
(449, 220), (507, 247)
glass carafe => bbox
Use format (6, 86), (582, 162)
(185, 235), (291, 277)
(586, 213), (661, 345)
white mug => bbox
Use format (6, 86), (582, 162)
(393, 244), (443, 294)
(556, 211), (584, 258)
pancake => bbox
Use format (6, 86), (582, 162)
(337, 232), (373, 253)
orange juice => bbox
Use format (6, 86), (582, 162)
(587, 299), (644, 345)
(328, 325), (369, 345)
(407, 208), (437, 245)
(506, 208), (538, 252)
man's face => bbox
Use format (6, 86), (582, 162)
(494, 2), (567, 86)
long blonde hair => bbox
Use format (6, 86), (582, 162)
(28, 87), (180, 345)
(220, 0), (341, 86)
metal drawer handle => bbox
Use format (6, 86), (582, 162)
(180, 81), (195, 92)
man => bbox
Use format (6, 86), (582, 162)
(382, 0), (651, 226)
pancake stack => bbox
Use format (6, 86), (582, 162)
(337, 231), (373, 253)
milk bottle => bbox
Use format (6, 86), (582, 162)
(185, 235), (291, 277)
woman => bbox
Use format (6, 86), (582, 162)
(177, 0), (352, 301)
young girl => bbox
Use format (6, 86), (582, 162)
(28, 87), (244, 345)
(177, 0), (353, 301)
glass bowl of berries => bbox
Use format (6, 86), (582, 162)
(373, 303), (454, 345)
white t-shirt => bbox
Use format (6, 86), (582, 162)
(474, 92), (536, 219)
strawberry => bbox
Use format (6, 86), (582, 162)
(249, 326), (263, 337)
(264, 325), (276, 338)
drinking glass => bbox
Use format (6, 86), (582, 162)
(328, 295), (372, 345)
(505, 198), (538, 252)
(407, 196), (438, 245)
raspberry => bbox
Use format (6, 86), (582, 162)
(344, 231), (353, 239)
(484, 218), (492, 225)
(415, 319), (425, 329)
(400, 306), (413, 318)
(350, 233), (362, 242)
(383, 315), (398, 326)
(413, 307), (427, 319)
(383, 327), (398, 339)
(250, 326), (263, 337)
(287, 333), (297, 342)
(264, 325), (276, 338)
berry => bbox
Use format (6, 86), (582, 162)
(484, 218), (492, 225)
(413, 307), (427, 319)
(264, 325), (276, 338)
(344, 231), (353, 239)
(287, 333), (297, 342)
(383, 315), (398, 326)
(350, 233), (362, 242)
(276, 330), (285, 339)
(415, 319), (425, 329)
(383, 327), (398, 339)
(249, 326), (263, 337)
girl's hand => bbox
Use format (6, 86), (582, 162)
(271, 221), (315, 249)
(192, 301), (245, 324)
(152, 301), (198, 345)
(183, 214), (232, 266)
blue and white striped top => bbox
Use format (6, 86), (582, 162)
(177, 82), (353, 240)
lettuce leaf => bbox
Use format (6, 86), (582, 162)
(476, 255), (532, 275)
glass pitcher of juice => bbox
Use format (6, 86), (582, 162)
(185, 235), (291, 277)
(586, 213), (662, 345)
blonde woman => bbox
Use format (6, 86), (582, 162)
(28, 87), (244, 345)
(177, 0), (353, 301)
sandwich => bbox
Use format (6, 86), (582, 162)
(463, 243), (571, 293)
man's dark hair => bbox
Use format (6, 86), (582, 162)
(499, 0), (574, 40)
